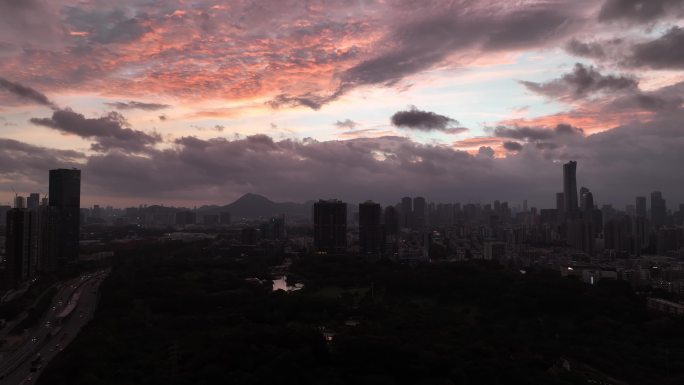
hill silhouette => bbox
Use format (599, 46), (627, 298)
(199, 193), (312, 219)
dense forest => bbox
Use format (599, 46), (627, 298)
(37, 242), (684, 385)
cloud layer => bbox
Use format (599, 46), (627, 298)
(391, 107), (467, 134)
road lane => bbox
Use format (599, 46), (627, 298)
(0, 270), (109, 384)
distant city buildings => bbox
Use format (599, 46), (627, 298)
(359, 201), (382, 257)
(313, 199), (347, 254)
(3, 169), (81, 289)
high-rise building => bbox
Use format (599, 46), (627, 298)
(413, 196), (426, 229)
(14, 195), (25, 209)
(651, 191), (667, 228)
(0, 205), (10, 226)
(4, 209), (33, 288)
(401, 197), (412, 228)
(555, 192), (565, 222)
(27, 193), (40, 210)
(47, 169), (81, 269)
(636, 196), (647, 218)
(579, 187), (594, 211)
(383, 206), (399, 258)
(634, 216), (647, 256)
(359, 201), (382, 256)
(563, 161), (578, 213)
(313, 199), (347, 254)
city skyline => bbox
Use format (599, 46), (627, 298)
(1, 160), (681, 211)
(3, 2), (684, 384)
(1, 1), (684, 206)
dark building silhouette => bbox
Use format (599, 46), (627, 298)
(261, 215), (286, 240)
(47, 169), (81, 269)
(384, 206), (399, 236)
(27, 193), (40, 210)
(383, 206), (400, 257)
(0, 205), (9, 225)
(605, 215), (633, 254)
(563, 161), (578, 213)
(313, 199), (347, 254)
(657, 227), (683, 256)
(14, 196), (25, 209)
(555, 192), (565, 221)
(359, 201), (382, 257)
(219, 212), (231, 225)
(401, 196), (412, 228)
(4, 209), (32, 288)
(567, 216), (594, 255)
(634, 216), (647, 256)
(580, 187), (594, 211)
(636, 196), (647, 218)
(413, 196), (426, 230)
(175, 211), (196, 225)
(651, 191), (667, 228)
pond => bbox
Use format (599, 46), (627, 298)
(271, 276), (304, 292)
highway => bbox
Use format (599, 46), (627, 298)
(0, 270), (109, 384)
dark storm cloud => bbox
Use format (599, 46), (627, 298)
(503, 141), (523, 152)
(391, 107), (467, 134)
(334, 119), (357, 129)
(30, 109), (161, 153)
(599, 0), (684, 24)
(0, 77), (55, 107)
(106, 101), (170, 111)
(8, 108), (684, 206)
(494, 124), (584, 141)
(628, 27), (684, 69)
(0, 138), (84, 189)
(521, 63), (637, 101)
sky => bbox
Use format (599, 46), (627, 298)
(1, 0), (684, 209)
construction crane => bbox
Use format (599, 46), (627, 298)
(11, 186), (18, 207)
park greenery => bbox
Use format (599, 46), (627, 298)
(37, 241), (684, 385)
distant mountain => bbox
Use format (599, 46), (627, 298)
(198, 193), (312, 219)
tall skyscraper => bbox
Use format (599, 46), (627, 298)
(14, 195), (25, 209)
(359, 201), (382, 256)
(563, 161), (578, 213)
(384, 206), (399, 236)
(555, 192), (565, 222)
(636, 196), (647, 218)
(413, 196), (426, 229)
(4, 209), (32, 288)
(401, 197), (412, 228)
(579, 187), (594, 211)
(27, 193), (40, 210)
(650, 191), (667, 228)
(383, 206), (400, 258)
(313, 199), (347, 254)
(47, 169), (81, 269)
